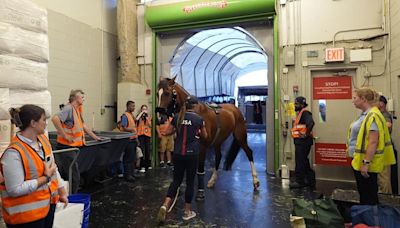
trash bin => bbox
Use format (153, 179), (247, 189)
(94, 131), (134, 165)
(68, 194), (90, 228)
(48, 131), (111, 193)
(91, 131), (134, 181)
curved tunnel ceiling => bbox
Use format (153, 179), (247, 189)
(170, 27), (268, 97)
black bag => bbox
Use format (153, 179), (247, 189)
(292, 198), (344, 228)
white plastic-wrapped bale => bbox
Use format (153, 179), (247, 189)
(0, 120), (11, 144)
(0, 142), (8, 157)
(0, 0), (48, 33)
(0, 88), (10, 120)
(10, 89), (52, 118)
(0, 22), (49, 62)
(0, 55), (48, 90)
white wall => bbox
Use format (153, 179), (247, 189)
(31, 0), (117, 34)
(278, 0), (395, 175)
(30, 1), (118, 131)
(390, 0), (400, 152)
(280, 0), (383, 45)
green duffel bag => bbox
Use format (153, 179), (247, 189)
(292, 198), (344, 228)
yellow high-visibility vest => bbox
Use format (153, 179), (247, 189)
(350, 106), (396, 173)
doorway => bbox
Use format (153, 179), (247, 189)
(156, 23), (273, 171)
(311, 69), (358, 182)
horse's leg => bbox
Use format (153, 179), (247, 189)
(195, 145), (206, 201)
(207, 144), (221, 188)
(234, 126), (260, 190)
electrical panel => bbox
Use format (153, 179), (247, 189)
(283, 46), (295, 66)
(350, 49), (372, 62)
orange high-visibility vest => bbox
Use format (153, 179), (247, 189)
(57, 104), (85, 146)
(0, 134), (59, 225)
(159, 117), (173, 135)
(291, 108), (310, 138)
(137, 116), (152, 137)
(123, 112), (138, 139)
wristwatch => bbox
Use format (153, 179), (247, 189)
(45, 175), (51, 183)
(362, 159), (371, 165)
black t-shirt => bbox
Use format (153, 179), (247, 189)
(172, 111), (204, 155)
(294, 110), (314, 145)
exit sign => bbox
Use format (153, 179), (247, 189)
(325, 48), (345, 62)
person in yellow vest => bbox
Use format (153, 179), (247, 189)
(51, 89), (101, 193)
(1, 105), (68, 227)
(377, 95), (394, 194)
(136, 104), (152, 173)
(347, 87), (396, 205)
(156, 113), (174, 168)
(290, 96), (315, 189)
(119, 101), (138, 182)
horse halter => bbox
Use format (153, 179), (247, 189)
(159, 85), (178, 116)
(169, 87), (178, 114)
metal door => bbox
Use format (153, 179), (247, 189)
(311, 70), (358, 182)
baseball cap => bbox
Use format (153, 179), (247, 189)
(379, 95), (388, 105)
(186, 96), (199, 105)
(295, 96), (307, 105)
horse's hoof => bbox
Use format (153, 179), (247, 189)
(253, 180), (260, 190)
(195, 191), (205, 201)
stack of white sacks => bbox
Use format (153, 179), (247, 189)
(0, 3), (83, 226)
(0, 0), (52, 154)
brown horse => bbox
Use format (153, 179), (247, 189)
(157, 77), (260, 200)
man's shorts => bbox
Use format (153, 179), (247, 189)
(159, 135), (174, 152)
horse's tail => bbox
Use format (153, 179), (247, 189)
(223, 137), (241, 170)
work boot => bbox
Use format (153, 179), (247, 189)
(289, 181), (307, 189)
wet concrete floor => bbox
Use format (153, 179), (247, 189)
(85, 132), (356, 227)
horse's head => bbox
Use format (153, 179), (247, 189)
(156, 76), (180, 116)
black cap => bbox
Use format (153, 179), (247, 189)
(380, 95), (388, 105)
(295, 96), (307, 106)
(186, 96), (199, 105)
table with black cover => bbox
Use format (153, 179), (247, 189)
(49, 132), (111, 193)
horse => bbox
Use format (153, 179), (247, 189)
(156, 76), (260, 201)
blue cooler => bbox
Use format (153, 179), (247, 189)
(68, 194), (90, 228)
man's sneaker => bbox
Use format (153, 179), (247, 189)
(140, 168), (146, 173)
(167, 161), (173, 167)
(117, 173), (124, 178)
(182, 211), (196, 221)
(160, 161), (166, 168)
(157, 205), (167, 223)
(148, 166), (153, 170)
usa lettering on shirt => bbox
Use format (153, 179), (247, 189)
(181, 120), (192, 125)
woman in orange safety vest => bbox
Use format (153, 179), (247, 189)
(1, 105), (68, 227)
(137, 104), (152, 172)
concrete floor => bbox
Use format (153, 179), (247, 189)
(84, 132), (358, 227)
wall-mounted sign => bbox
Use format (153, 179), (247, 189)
(183, 0), (228, 14)
(325, 47), (345, 62)
(313, 76), (352, 99)
(315, 143), (351, 166)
